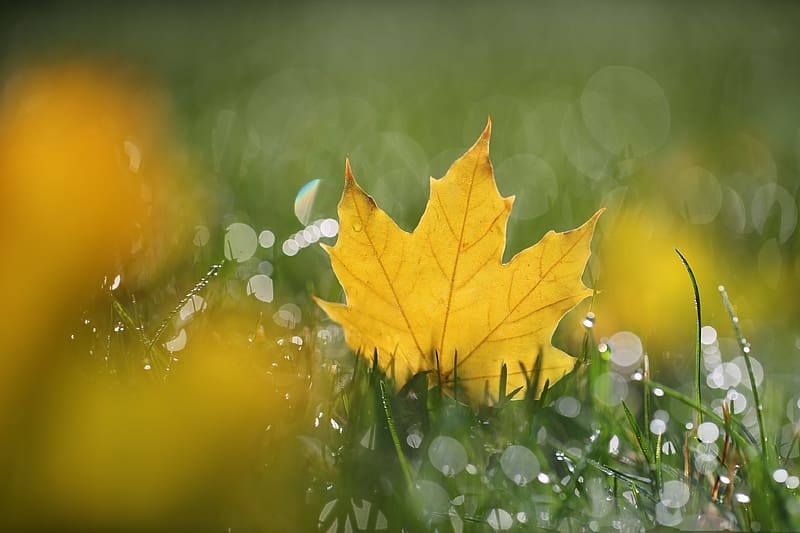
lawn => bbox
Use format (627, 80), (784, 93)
(1, 3), (799, 531)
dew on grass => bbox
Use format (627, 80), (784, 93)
(193, 225), (210, 247)
(735, 493), (751, 504)
(607, 331), (643, 368)
(247, 274), (274, 302)
(701, 325), (717, 345)
(500, 445), (540, 486)
(773, 468), (789, 483)
(282, 239), (299, 256)
(538, 472), (550, 484)
(786, 476), (799, 489)
(698, 422), (720, 443)
(428, 436), (468, 477)
(582, 312), (595, 328)
(258, 229), (275, 248)
(165, 328), (187, 352)
(465, 464), (478, 475)
(661, 480), (690, 508)
(294, 178), (321, 226)
(224, 223), (258, 262)
(653, 387), (664, 397)
(110, 274), (122, 291)
(555, 396), (581, 417)
(486, 508), (513, 531)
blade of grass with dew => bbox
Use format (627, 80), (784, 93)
(622, 400), (653, 467)
(719, 285), (768, 457)
(675, 248), (702, 426)
(640, 378), (759, 456)
(379, 380), (414, 488)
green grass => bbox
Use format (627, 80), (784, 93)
(92, 258), (799, 532)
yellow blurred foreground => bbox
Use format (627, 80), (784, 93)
(0, 64), (310, 530)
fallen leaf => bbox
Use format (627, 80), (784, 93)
(316, 120), (602, 402)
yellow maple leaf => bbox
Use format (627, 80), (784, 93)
(316, 120), (602, 402)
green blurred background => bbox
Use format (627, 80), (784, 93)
(2, 2), (800, 530)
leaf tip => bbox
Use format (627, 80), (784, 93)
(481, 116), (492, 143)
(344, 157), (354, 184)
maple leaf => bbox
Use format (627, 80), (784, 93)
(316, 120), (603, 403)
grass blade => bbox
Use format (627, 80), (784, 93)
(622, 400), (653, 466)
(719, 285), (768, 457)
(379, 381), (414, 488)
(675, 248), (702, 425)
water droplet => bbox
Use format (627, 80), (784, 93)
(500, 445), (540, 486)
(650, 419), (667, 436)
(282, 239), (299, 257)
(143, 363), (151, 371)
(773, 468), (789, 483)
(661, 480), (690, 508)
(259, 230), (275, 248)
(428, 436), (468, 477)
(411, 480), (450, 524)
(537, 472), (550, 484)
(653, 388), (665, 397)
(486, 508), (513, 531)
(607, 331), (643, 368)
(164, 328), (187, 352)
(698, 422), (720, 443)
(179, 294), (206, 321)
(735, 493), (751, 504)
(294, 179), (321, 226)
(406, 429), (423, 449)
(608, 435), (620, 455)
(555, 396), (581, 418)
(319, 218), (339, 238)
(700, 326), (717, 346)
(224, 223), (258, 262)
(582, 312), (595, 328)
(465, 464), (478, 475)
(247, 274), (274, 303)
(719, 475), (730, 485)
(655, 502), (683, 527)
(786, 476), (799, 489)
